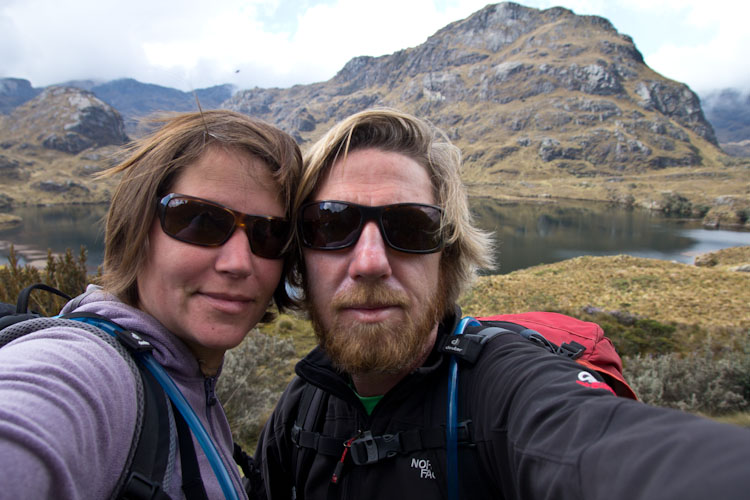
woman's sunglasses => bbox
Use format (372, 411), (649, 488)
(158, 193), (289, 259)
(299, 200), (443, 254)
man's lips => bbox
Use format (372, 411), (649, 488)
(339, 304), (400, 322)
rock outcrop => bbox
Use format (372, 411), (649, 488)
(0, 87), (125, 205)
(7, 86), (128, 154)
(224, 2), (720, 177)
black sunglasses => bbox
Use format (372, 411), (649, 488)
(158, 193), (289, 259)
(299, 200), (443, 254)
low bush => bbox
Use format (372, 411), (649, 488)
(565, 308), (677, 357)
(0, 245), (92, 314)
(216, 330), (297, 451)
(624, 333), (750, 415)
(661, 192), (693, 217)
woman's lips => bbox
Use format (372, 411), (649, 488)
(199, 292), (253, 314)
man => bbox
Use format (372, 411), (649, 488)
(254, 108), (750, 499)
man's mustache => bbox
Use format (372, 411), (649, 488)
(331, 284), (410, 310)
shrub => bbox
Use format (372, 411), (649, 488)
(694, 204), (711, 218)
(0, 245), (92, 315)
(578, 309), (676, 358)
(624, 333), (750, 415)
(660, 192), (693, 217)
(216, 330), (297, 451)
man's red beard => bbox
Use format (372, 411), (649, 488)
(309, 281), (445, 375)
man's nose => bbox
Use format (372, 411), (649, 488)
(347, 221), (392, 280)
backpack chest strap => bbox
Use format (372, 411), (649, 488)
(291, 420), (472, 465)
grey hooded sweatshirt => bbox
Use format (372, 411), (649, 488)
(0, 285), (247, 499)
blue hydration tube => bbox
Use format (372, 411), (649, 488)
(447, 316), (480, 500)
(70, 316), (239, 500)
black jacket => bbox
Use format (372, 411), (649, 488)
(255, 309), (750, 499)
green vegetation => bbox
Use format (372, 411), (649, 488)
(660, 192), (695, 217)
(0, 244), (92, 315)
(216, 330), (297, 451)
(624, 333), (750, 415)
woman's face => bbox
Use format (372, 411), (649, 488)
(137, 145), (285, 372)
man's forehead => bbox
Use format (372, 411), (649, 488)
(313, 148), (435, 205)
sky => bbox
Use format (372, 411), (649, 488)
(2, 0), (749, 97)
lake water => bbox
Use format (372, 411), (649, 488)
(1, 200), (748, 273)
(470, 199), (749, 274)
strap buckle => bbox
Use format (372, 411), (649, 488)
(558, 341), (586, 360)
(122, 472), (167, 500)
(349, 431), (401, 465)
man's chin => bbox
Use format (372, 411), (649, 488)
(318, 318), (425, 375)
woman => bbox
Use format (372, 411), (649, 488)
(0, 110), (301, 499)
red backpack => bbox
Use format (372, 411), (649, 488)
(477, 312), (637, 400)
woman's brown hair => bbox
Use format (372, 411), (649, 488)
(99, 110), (302, 315)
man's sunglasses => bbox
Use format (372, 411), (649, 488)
(299, 200), (443, 254)
(158, 193), (289, 259)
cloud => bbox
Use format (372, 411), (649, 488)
(644, 2), (750, 93)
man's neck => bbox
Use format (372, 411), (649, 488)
(350, 324), (439, 397)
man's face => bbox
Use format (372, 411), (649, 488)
(302, 148), (445, 375)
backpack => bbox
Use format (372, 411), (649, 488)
(0, 284), (244, 500)
(289, 311), (636, 499)
(475, 312), (636, 399)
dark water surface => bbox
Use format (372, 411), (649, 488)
(1, 200), (748, 274)
(470, 198), (749, 273)
(1, 204), (107, 270)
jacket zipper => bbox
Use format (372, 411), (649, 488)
(202, 375), (247, 499)
(204, 376), (218, 407)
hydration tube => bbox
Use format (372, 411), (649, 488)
(447, 316), (480, 500)
(69, 316), (239, 500)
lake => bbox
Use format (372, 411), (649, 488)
(1, 200), (748, 273)
(470, 199), (749, 274)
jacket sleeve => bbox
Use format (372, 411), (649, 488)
(469, 332), (750, 500)
(0, 327), (139, 499)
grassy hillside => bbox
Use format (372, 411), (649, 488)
(462, 251), (750, 330)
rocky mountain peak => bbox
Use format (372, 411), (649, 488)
(8, 86), (128, 154)
(226, 0), (719, 183)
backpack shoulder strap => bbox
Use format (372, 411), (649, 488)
(291, 383), (329, 489)
(15, 283), (72, 313)
(0, 315), (175, 500)
(438, 325), (511, 364)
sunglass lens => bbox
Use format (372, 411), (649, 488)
(248, 218), (289, 258)
(164, 198), (234, 246)
(382, 205), (442, 252)
(301, 202), (361, 249)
